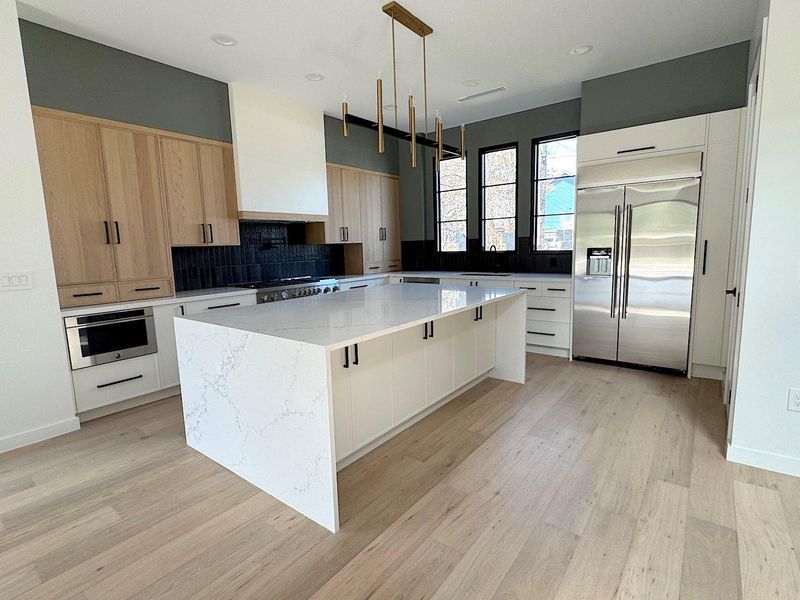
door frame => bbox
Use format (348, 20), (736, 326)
(725, 17), (768, 439)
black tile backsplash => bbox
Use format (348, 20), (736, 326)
(401, 238), (572, 274)
(172, 222), (344, 292)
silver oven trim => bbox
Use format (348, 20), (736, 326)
(65, 308), (157, 370)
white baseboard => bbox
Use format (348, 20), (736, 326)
(527, 345), (569, 358)
(336, 373), (490, 471)
(0, 416), (80, 454)
(727, 443), (800, 478)
(691, 363), (725, 381)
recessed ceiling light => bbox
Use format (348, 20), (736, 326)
(305, 73), (325, 82)
(383, 104), (396, 110)
(211, 34), (237, 47)
(457, 86), (507, 103)
(570, 44), (594, 56)
(462, 79), (480, 88)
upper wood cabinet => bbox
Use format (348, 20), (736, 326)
(320, 164), (363, 244)
(361, 171), (402, 272)
(380, 176), (402, 270)
(160, 137), (239, 246)
(33, 114), (117, 287)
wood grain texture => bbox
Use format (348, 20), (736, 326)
(159, 136), (205, 246)
(1, 354), (798, 600)
(198, 143), (239, 246)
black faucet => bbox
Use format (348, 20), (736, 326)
(489, 244), (499, 272)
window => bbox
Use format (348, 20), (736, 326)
(532, 135), (577, 251)
(480, 144), (517, 251)
(435, 156), (467, 252)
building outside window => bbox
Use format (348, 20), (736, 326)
(434, 156), (468, 252)
(480, 144), (517, 251)
(532, 135), (577, 251)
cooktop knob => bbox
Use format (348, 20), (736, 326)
(280, 290), (289, 300)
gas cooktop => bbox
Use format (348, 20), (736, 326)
(232, 276), (322, 289)
(231, 277), (340, 303)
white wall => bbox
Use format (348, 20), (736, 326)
(728, 0), (800, 474)
(228, 82), (328, 217)
(0, 0), (78, 452)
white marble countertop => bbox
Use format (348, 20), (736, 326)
(181, 283), (525, 350)
(60, 287), (257, 317)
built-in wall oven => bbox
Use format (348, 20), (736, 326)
(65, 308), (157, 370)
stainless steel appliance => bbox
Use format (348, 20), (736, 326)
(233, 276), (340, 303)
(65, 308), (157, 370)
(573, 152), (702, 372)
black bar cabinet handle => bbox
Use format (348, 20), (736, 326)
(369, 266), (381, 270)
(617, 145), (656, 154)
(134, 286), (161, 292)
(430, 321), (434, 338)
(208, 302), (240, 310)
(474, 308), (479, 322)
(114, 221), (121, 244)
(201, 224), (207, 243)
(180, 305), (185, 316)
(353, 343), (359, 365)
(479, 306), (483, 320)
(547, 288), (566, 292)
(702, 240), (708, 275)
(103, 221), (110, 244)
(73, 292), (104, 298)
(423, 322), (429, 340)
(208, 223), (214, 244)
(351, 284), (368, 289)
(528, 307), (556, 312)
(343, 346), (349, 368)
(97, 374), (143, 389)
(527, 331), (556, 337)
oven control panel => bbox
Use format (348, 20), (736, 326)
(258, 283), (340, 303)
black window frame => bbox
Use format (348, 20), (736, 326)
(433, 153), (468, 253)
(530, 132), (579, 253)
(479, 142), (518, 253)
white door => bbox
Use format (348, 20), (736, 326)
(425, 317), (454, 406)
(349, 336), (395, 449)
(152, 303), (185, 388)
(475, 302), (497, 374)
(452, 310), (477, 389)
(330, 347), (354, 461)
(392, 324), (428, 424)
(725, 17), (768, 419)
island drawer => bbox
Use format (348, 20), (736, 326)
(526, 296), (571, 323)
(514, 281), (572, 298)
(525, 322), (570, 348)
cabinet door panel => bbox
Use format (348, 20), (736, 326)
(326, 165), (344, 243)
(452, 310), (477, 389)
(340, 168), (362, 243)
(199, 144), (240, 246)
(425, 317), (454, 406)
(331, 348), (354, 461)
(359, 172), (384, 265)
(101, 127), (171, 281)
(380, 176), (402, 264)
(33, 115), (116, 286)
(476, 303), (497, 374)
(152, 303), (185, 388)
(393, 325), (427, 424)
(160, 137), (205, 245)
(349, 336), (394, 449)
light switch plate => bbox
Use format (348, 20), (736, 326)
(0, 272), (33, 291)
(788, 388), (800, 412)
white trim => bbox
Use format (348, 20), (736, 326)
(0, 416), (80, 454)
(727, 443), (800, 479)
(690, 363), (725, 381)
(527, 345), (569, 358)
(78, 386), (180, 422)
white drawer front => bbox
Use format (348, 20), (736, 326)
(526, 296), (571, 323)
(525, 321), (571, 348)
(515, 282), (543, 296)
(73, 354), (159, 412)
(540, 283), (571, 298)
(184, 293), (257, 314)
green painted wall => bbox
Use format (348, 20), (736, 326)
(323, 115), (399, 175)
(580, 41), (750, 134)
(19, 20), (232, 142)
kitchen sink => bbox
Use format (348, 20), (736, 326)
(460, 272), (513, 276)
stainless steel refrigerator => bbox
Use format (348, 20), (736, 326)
(572, 152), (702, 372)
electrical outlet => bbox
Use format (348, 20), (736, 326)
(0, 272), (33, 291)
(788, 388), (800, 412)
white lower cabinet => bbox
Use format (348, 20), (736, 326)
(425, 316), (454, 406)
(392, 324), (428, 424)
(348, 335), (395, 450)
(72, 354), (160, 412)
(452, 310), (478, 389)
(152, 303), (184, 388)
(475, 303), (497, 374)
(183, 294), (257, 314)
(331, 349), (354, 461)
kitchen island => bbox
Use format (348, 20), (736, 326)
(174, 283), (526, 532)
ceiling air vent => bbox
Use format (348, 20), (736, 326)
(457, 86), (507, 103)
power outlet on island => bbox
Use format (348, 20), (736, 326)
(788, 388), (800, 412)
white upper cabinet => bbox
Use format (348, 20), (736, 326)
(228, 82), (329, 218)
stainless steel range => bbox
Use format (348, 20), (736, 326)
(232, 276), (340, 303)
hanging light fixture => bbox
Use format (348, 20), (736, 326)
(341, 2), (462, 167)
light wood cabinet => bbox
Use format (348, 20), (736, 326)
(100, 127), (171, 282)
(380, 176), (402, 270)
(361, 171), (402, 272)
(324, 166), (344, 243)
(319, 164), (363, 244)
(161, 137), (240, 247)
(33, 114), (117, 286)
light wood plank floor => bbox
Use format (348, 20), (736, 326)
(2, 354), (799, 599)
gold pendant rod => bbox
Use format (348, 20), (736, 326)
(409, 94), (416, 167)
(377, 76), (384, 153)
(460, 124), (465, 159)
(391, 16), (398, 128)
(342, 95), (349, 137)
(423, 36), (429, 139)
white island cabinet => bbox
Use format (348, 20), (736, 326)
(175, 283), (526, 532)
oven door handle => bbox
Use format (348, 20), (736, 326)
(67, 316), (153, 330)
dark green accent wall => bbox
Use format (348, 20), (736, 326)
(19, 20), (232, 142)
(580, 41), (750, 134)
(399, 98), (581, 241)
(323, 115), (399, 175)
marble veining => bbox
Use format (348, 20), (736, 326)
(181, 283), (525, 349)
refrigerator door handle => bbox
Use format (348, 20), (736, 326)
(621, 204), (633, 319)
(611, 205), (621, 318)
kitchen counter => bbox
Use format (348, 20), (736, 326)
(336, 271), (572, 284)
(183, 283), (524, 350)
(174, 283), (526, 533)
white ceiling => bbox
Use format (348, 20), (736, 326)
(17, 0), (759, 130)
